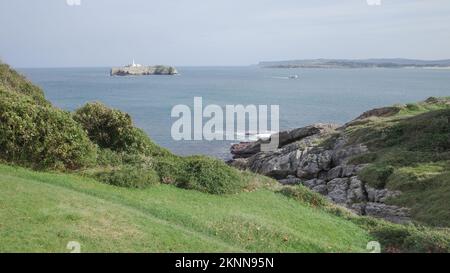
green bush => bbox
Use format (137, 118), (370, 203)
(95, 165), (160, 189)
(0, 89), (96, 169)
(0, 63), (48, 106)
(96, 148), (124, 167)
(369, 224), (450, 253)
(176, 156), (247, 194)
(73, 102), (135, 150)
(154, 156), (185, 184)
(73, 102), (168, 156)
(358, 164), (394, 189)
(278, 185), (329, 208)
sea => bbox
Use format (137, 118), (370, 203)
(19, 66), (450, 159)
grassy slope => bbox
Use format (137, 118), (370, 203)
(346, 99), (450, 227)
(0, 164), (373, 253)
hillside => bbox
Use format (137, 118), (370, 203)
(1, 61), (449, 253)
(0, 164), (374, 252)
(231, 98), (450, 227)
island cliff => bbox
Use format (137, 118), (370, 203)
(111, 62), (178, 76)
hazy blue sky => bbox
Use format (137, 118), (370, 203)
(1, 0), (450, 67)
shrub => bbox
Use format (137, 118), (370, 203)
(154, 156), (185, 184)
(73, 102), (169, 156)
(0, 89), (96, 169)
(278, 185), (329, 208)
(73, 102), (135, 150)
(95, 165), (160, 189)
(358, 164), (394, 189)
(96, 148), (124, 167)
(0, 63), (48, 106)
(370, 224), (450, 253)
(176, 156), (247, 194)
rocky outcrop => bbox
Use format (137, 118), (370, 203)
(230, 123), (338, 159)
(229, 123), (410, 224)
(110, 65), (178, 76)
(354, 106), (400, 120)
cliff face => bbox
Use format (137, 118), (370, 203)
(110, 65), (178, 76)
(230, 97), (450, 226)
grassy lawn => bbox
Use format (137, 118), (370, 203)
(0, 164), (373, 253)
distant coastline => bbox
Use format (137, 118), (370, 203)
(259, 58), (450, 69)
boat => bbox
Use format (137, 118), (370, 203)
(288, 75), (299, 79)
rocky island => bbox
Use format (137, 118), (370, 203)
(111, 60), (178, 76)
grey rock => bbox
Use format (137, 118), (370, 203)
(302, 179), (328, 195)
(326, 166), (343, 180)
(278, 176), (302, 185)
(230, 123), (338, 158)
(230, 142), (259, 158)
(326, 178), (349, 204)
(342, 165), (357, 177)
(227, 119), (410, 224)
(365, 202), (411, 224)
(346, 177), (366, 203)
(332, 144), (368, 166)
(311, 184), (328, 195)
(297, 150), (333, 179)
(302, 178), (325, 188)
(366, 186), (401, 203)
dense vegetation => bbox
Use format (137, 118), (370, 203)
(0, 61), (449, 252)
(0, 63), (48, 105)
(0, 62), (248, 194)
(0, 86), (96, 169)
(346, 98), (450, 227)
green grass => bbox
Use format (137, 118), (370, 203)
(0, 164), (374, 253)
(345, 99), (450, 227)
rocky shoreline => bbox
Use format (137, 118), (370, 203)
(229, 111), (411, 224)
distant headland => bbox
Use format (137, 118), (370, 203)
(111, 60), (178, 76)
(259, 58), (450, 69)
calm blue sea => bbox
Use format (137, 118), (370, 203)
(19, 67), (450, 159)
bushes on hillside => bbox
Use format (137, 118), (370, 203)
(73, 102), (168, 156)
(0, 89), (96, 169)
(0, 64), (248, 194)
(0, 63), (48, 106)
(154, 156), (185, 184)
(278, 185), (329, 208)
(154, 155), (248, 194)
(177, 156), (247, 194)
(353, 217), (450, 253)
(95, 165), (160, 189)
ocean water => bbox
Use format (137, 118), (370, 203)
(19, 67), (450, 159)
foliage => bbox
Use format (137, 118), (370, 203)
(73, 102), (169, 157)
(352, 217), (450, 253)
(176, 156), (248, 194)
(278, 185), (329, 208)
(0, 89), (96, 169)
(0, 62), (48, 105)
(344, 99), (450, 226)
(95, 165), (160, 189)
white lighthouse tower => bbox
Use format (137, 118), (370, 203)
(128, 59), (142, 67)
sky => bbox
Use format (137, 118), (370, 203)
(1, 0), (450, 67)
